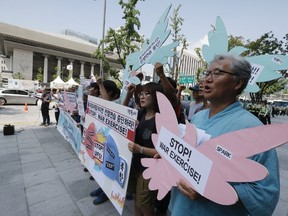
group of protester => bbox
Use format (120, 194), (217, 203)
(40, 54), (280, 216)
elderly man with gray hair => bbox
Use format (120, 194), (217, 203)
(169, 54), (280, 216)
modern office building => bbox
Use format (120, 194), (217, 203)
(178, 50), (204, 86)
(0, 22), (122, 85)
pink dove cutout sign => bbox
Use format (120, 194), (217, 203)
(141, 92), (288, 205)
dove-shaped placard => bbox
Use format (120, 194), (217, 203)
(120, 4), (179, 103)
(201, 16), (288, 93)
(126, 4), (179, 71)
(141, 92), (288, 205)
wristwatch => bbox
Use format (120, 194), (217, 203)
(140, 147), (144, 154)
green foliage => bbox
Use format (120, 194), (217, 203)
(169, 4), (188, 81)
(93, 0), (145, 83)
(228, 35), (245, 51)
(225, 32), (288, 101)
(52, 73), (58, 80)
(245, 31), (284, 55)
(36, 66), (43, 82)
(13, 72), (25, 80)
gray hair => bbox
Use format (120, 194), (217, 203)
(210, 54), (251, 94)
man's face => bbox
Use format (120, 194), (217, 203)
(202, 58), (238, 103)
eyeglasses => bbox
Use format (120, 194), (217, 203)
(138, 92), (151, 98)
(201, 69), (235, 79)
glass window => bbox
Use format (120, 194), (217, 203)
(3, 90), (17, 94)
(17, 90), (28, 95)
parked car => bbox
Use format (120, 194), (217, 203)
(0, 89), (40, 105)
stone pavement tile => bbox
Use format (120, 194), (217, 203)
(66, 178), (97, 201)
(18, 141), (41, 150)
(29, 193), (81, 216)
(17, 131), (37, 140)
(17, 137), (39, 144)
(19, 146), (45, 156)
(0, 146), (19, 155)
(38, 137), (60, 145)
(0, 135), (17, 145)
(0, 168), (24, 186)
(52, 158), (83, 172)
(0, 141), (17, 149)
(273, 198), (288, 216)
(22, 159), (53, 174)
(23, 167), (58, 187)
(0, 161), (21, 173)
(20, 152), (49, 164)
(76, 196), (122, 216)
(47, 151), (76, 162)
(279, 184), (288, 202)
(43, 145), (70, 155)
(0, 152), (20, 164)
(26, 179), (68, 205)
(58, 166), (88, 184)
(0, 181), (28, 216)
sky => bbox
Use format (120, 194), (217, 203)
(0, 0), (287, 61)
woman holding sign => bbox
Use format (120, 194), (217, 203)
(127, 82), (164, 216)
(169, 54), (280, 216)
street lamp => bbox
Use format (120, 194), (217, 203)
(95, 0), (107, 78)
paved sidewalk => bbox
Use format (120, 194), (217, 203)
(0, 126), (134, 216)
(0, 105), (288, 215)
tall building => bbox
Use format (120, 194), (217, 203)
(178, 50), (204, 86)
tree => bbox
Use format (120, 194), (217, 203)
(36, 66), (43, 82)
(243, 32), (288, 101)
(13, 72), (25, 80)
(169, 4), (188, 81)
(92, 0), (144, 84)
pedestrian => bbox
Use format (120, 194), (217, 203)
(40, 88), (51, 126)
(169, 54), (280, 216)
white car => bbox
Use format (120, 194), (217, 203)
(0, 88), (39, 105)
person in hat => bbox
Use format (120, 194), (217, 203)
(180, 84), (204, 122)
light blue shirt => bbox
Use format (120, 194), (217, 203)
(169, 101), (280, 216)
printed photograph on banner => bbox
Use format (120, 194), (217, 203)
(79, 96), (138, 215)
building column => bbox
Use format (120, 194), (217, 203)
(90, 63), (95, 77)
(68, 59), (74, 79)
(80, 61), (85, 77)
(43, 55), (49, 83)
(56, 57), (62, 77)
(9, 55), (13, 72)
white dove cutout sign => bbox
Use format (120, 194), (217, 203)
(119, 4), (179, 103)
(201, 16), (288, 93)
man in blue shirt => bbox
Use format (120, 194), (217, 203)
(169, 54), (280, 216)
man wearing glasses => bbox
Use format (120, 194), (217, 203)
(169, 54), (280, 216)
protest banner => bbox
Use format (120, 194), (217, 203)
(62, 90), (77, 113)
(80, 96), (138, 215)
(57, 109), (82, 155)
